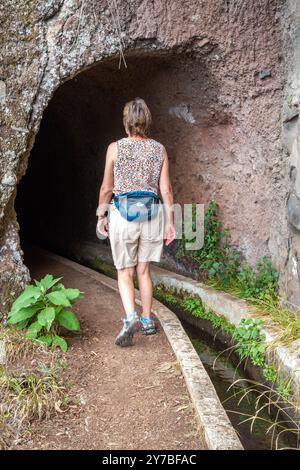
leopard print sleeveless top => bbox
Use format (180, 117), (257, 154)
(113, 137), (164, 196)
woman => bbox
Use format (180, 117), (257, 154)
(96, 97), (175, 347)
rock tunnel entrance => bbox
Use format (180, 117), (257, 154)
(0, 0), (290, 317)
(15, 52), (232, 264)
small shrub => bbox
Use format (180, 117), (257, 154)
(7, 274), (84, 352)
(262, 364), (277, 384)
(177, 201), (241, 284)
(232, 318), (266, 366)
(181, 297), (204, 315)
(174, 199), (295, 346)
(237, 256), (279, 301)
(176, 200), (279, 303)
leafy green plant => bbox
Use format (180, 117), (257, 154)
(177, 201), (239, 283)
(154, 285), (235, 335)
(262, 364), (277, 384)
(232, 318), (266, 366)
(181, 297), (204, 315)
(158, 291), (179, 306)
(177, 200), (280, 303)
(236, 257), (279, 301)
(276, 379), (292, 401)
(180, 296), (234, 334)
(7, 274), (83, 352)
(181, 295), (292, 399)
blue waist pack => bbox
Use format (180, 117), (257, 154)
(113, 191), (161, 222)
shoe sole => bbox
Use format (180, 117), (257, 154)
(141, 327), (157, 336)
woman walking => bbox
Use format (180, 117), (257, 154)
(96, 97), (175, 347)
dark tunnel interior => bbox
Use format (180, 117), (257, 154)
(15, 52), (225, 261)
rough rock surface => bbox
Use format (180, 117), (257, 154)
(0, 0), (298, 316)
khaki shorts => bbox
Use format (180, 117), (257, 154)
(108, 201), (165, 269)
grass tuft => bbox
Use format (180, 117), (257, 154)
(0, 326), (40, 365)
(224, 378), (300, 450)
(0, 326), (72, 449)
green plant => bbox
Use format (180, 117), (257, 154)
(276, 379), (292, 401)
(251, 298), (300, 345)
(181, 297), (204, 315)
(177, 202), (290, 342)
(261, 365), (291, 399)
(154, 285), (235, 335)
(7, 274), (83, 352)
(236, 257), (279, 301)
(262, 364), (277, 384)
(161, 292), (179, 306)
(232, 318), (266, 366)
(180, 296), (234, 334)
(185, 299), (293, 400)
(177, 201), (240, 284)
(177, 200), (280, 305)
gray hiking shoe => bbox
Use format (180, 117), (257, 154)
(140, 316), (157, 336)
(115, 316), (140, 347)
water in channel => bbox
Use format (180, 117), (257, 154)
(171, 309), (298, 450)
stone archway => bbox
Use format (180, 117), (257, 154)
(14, 51), (228, 260)
(0, 0), (293, 316)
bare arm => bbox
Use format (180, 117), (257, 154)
(96, 142), (117, 236)
(159, 146), (175, 245)
(96, 142), (117, 217)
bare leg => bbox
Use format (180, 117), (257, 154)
(136, 261), (152, 318)
(117, 266), (136, 315)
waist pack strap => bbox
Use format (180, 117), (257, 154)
(113, 190), (161, 202)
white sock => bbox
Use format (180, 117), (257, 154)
(126, 311), (137, 321)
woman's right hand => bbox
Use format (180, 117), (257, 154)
(164, 222), (175, 246)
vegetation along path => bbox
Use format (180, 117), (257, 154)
(17, 247), (203, 450)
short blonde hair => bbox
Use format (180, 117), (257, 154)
(123, 97), (152, 137)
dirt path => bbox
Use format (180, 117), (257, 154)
(18, 248), (203, 450)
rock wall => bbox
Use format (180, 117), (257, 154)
(282, 0), (300, 309)
(0, 0), (295, 317)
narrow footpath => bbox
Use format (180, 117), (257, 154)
(18, 247), (203, 450)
